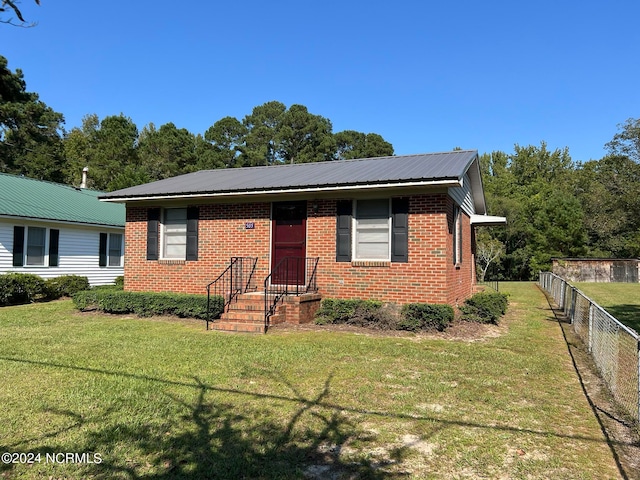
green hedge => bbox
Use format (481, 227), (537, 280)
(459, 291), (509, 324)
(0, 273), (46, 305)
(315, 298), (455, 332)
(45, 275), (90, 298)
(399, 303), (454, 332)
(73, 289), (224, 320)
(0, 273), (92, 306)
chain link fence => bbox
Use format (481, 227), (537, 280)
(539, 272), (639, 428)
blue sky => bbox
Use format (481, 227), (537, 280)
(2, 0), (639, 163)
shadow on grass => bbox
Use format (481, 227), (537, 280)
(601, 304), (640, 333)
(1, 354), (638, 479)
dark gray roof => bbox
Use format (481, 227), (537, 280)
(100, 150), (479, 200)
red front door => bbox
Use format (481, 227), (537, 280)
(271, 201), (307, 285)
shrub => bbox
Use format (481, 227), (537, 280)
(114, 276), (124, 289)
(459, 292), (509, 324)
(73, 289), (224, 320)
(45, 275), (90, 299)
(315, 298), (456, 332)
(0, 273), (48, 306)
(315, 299), (396, 328)
(399, 303), (454, 332)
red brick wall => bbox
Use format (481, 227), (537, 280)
(125, 203), (272, 294)
(124, 194), (476, 305)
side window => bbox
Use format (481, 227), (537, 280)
(25, 226), (46, 266)
(109, 233), (123, 266)
(453, 206), (463, 265)
(99, 232), (124, 267)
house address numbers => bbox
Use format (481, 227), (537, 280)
(245, 222), (255, 229)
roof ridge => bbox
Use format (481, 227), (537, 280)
(197, 150), (478, 174)
(0, 171), (105, 195)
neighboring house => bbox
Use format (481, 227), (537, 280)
(0, 173), (125, 286)
(101, 150), (505, 331)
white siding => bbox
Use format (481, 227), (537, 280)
(448, 173), (475, 215)
(0, 219), (124, 286)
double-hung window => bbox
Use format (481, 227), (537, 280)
(336, 198), (408, 263)
(354, 199), (391, 261)
(25, 226), (46, 266)
(99, 232), (124, 267)
(162, 208), (188, 259)
(12, 226), (59, 267)
(146, 207), (199, 261)
(108, 233), (123, 266)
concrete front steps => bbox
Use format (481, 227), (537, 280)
(209, 291), (321, 333)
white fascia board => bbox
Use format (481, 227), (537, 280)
(470, 214), (507, 226)
(100, 179), (462, 203)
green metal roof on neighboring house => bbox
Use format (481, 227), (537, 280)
(0, 173), (125, 227)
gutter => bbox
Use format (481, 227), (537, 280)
(100, 179), (462, 203)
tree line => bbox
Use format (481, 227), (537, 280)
(478, 120), (640, 280)
(0, 55), (394, 191)
(2, 54), (640, 280)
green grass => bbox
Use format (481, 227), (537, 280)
(0, 284), (623, 479)
(575, 282), (640, 333)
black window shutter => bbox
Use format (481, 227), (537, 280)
(99, 233), (108, 267)
(13, 226), (25, 267)
(49, 229), (60, 267)
(147, 208), (160, 260)
(186, 206), (199, 261)
(391, 198), (409, 263)
(336, 200), (352, 262)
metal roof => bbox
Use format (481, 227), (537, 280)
(0, 173), (125, 227)
(101, 150), (480, 201)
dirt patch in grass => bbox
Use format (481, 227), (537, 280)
(269, 319), (507, 341)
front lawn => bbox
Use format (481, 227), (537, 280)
(0, 283), (624, 478)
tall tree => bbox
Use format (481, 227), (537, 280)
(242, 101), (286, 166)
(276, 104), (335, 164)
(64, 113), (138, 190)
(575, 154), (640, 257)
(138, 122), (197, 181)
(478, 143), (586, 280)
(204, 116), (247, 168)
(605, 117), (640, 163)
(0, 55), (65, 181)
(335, 130), (394, 160)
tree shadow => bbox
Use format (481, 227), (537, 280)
(2, 354), (636, 479)
(0, 367), (410, 479)
(600, 304), (640, 333)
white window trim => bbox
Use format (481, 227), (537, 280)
(160, 207), (188, 260)
(107, 232), (124, 267)
(24, 226), (49, 268)
(352, 198), (392, 262)
(453, 205), (463, 266)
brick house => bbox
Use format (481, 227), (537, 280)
(101, 151), (505, 332)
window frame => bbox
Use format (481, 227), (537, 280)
(160, 207), (188, 260)
(453, 205), (463, 266)
(25, 226), (47, 267)
(107, 232), (124, 267)
(352, 198), (392, 262)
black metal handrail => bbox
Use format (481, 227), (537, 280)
(206, 256), (258, 329)
(264, 256), (319, 328)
